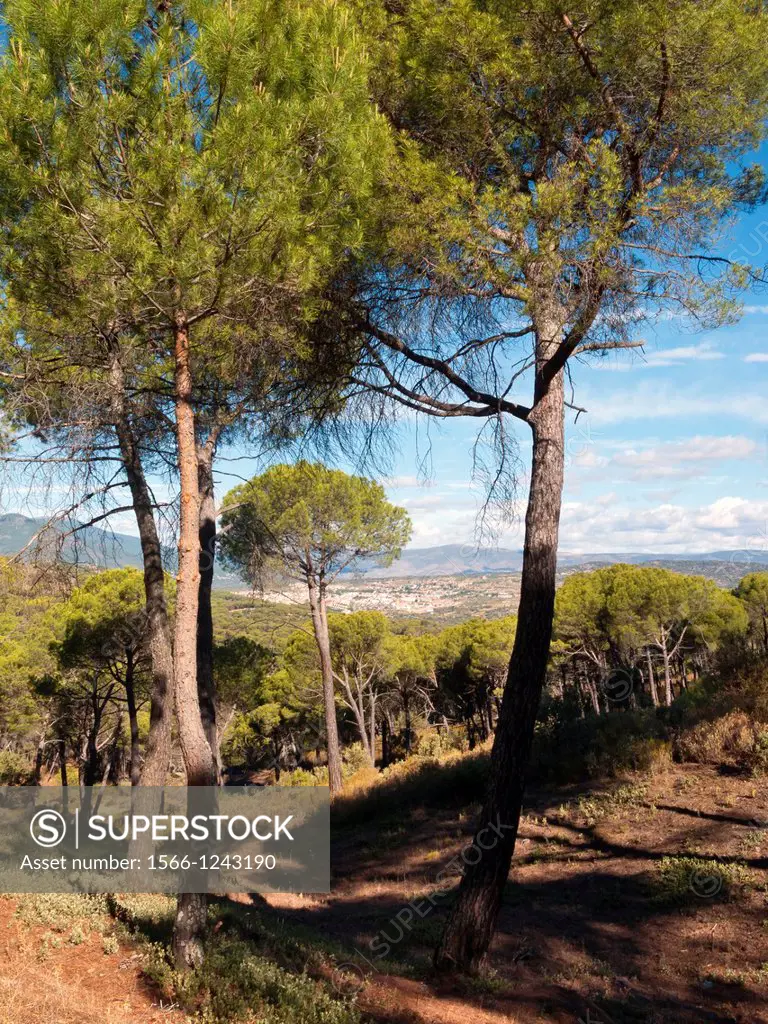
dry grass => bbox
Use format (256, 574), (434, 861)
(0, 896), (187, 1024)
(0, 960), (136, 1024)
(674, 709), (765, 768)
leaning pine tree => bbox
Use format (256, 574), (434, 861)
(340, 0), (768, 970)
(0, 0), (389, 966)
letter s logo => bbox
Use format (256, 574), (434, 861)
(30, 809), (67, 848)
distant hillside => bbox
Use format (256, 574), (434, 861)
(353, 543), (768, 579)
(0, 512), (147, 568)
(2, 513), (766, 594)
(0, 512), (246, 589)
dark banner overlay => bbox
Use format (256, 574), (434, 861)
(0, 787), (329, 894)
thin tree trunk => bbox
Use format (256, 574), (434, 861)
(369, 691), (376, 766)
(196, 445), (220, 782)
(646, 648), (659, 708)
(124, 649), (141, 787)
(85, 687), (103, 788)
(662, 646), (673, 707)
(339, 673), (372, 763)
(307, 576), (343, 795)
(582, 673), (600, 716)
(434, 321), (565, 973)
(403, 688), (412, 756)
(381, 715), (390, 769)
(109, 345), (174, 786)
(170, 315), (215, 970)
(33, 714), (49, 786)
(58, 737), (68, 787)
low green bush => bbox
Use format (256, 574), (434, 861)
(531, 709), (671, 783)
(332, 748), (490, 828)
(14, 893), (109, 931)
(649, 856), (754, 905)
(0, 749), (32, 784)
(144, 936), (361, 1024)
(277, 765), (329, 787)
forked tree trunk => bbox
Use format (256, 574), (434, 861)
(109, 346), (174, 786)
(171, 315), (216, 970)
(339, 671), (373, 763)
(307, 575), (343, 795)
(434, 325), (565, 973)
(196, 446), (220, 782)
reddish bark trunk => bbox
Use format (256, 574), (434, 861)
(170, 315), (215, 970)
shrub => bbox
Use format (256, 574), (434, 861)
(278, 766), (329, 787)
(650, 856), (754, 904)
(415, 725), (468, 758)
(341, 742), (370, 777)
(332, 748), (490, 828)
(0, 750), (32, 784)
(145, 936), (361, 1024)
(14, 893), (108, 931)
(674, 710), (765, 770)
(531, 709), (671, 783)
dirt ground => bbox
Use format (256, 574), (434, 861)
(271, 764), (768, 1024)
(0, 898), (187, 1024)
(1, 763), (766, 1024)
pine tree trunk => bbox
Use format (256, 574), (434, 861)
(662, 646), (673, 707)
(646, 648), (659, 708)
(33, 713), (48, 785)
(125, 649), (141, 786)
(173, 892), (208, 970)
(196, 446), (220, 782)
(434, 323), (565, 973)
(369, 691), (376, 765)
(109, 346), (174, 787)
(170, 315), (215, 970)
(403, 688), (412, 755)
(58, 737), (68, 788)
(307, 576), (343, 795)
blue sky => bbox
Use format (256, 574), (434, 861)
(201, 271), (768, 556)
(7, 173), (768, 557)
(331, 202), (768, 555)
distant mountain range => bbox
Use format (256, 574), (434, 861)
(2, 514), (766, 588)
(352, 543), (768, 579)
(0, 512), (148, 568)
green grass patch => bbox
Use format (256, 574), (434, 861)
(649, 856), (754, 905)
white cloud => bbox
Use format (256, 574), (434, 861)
(610, 435), (757, 480)
(744, 353), (768, 363)
(556, 496), (768, 555)
(384, 475), (424, 488)
(641, 342), (724, 368)
(585, 385), (768, 425)
(589, 341), (725, 373)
